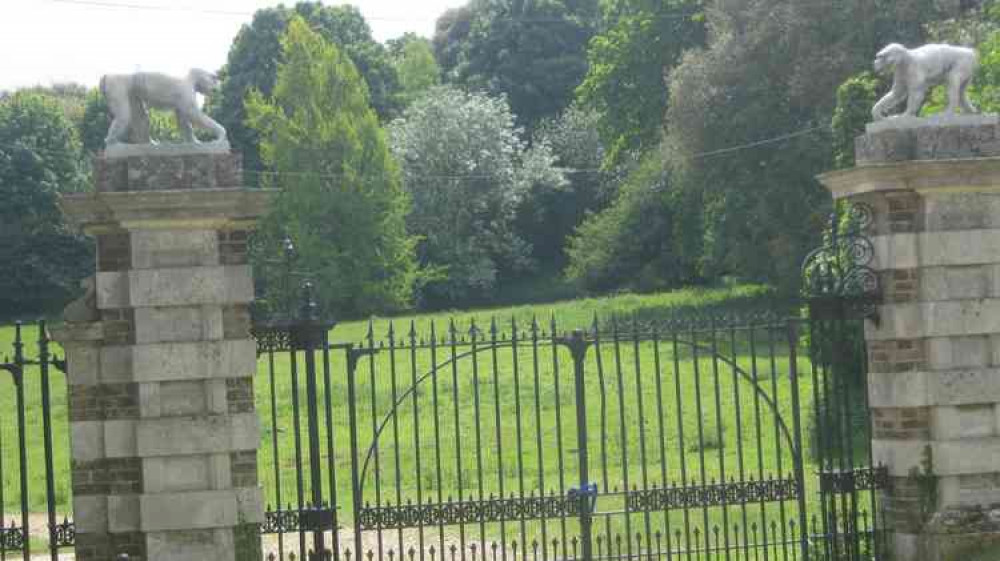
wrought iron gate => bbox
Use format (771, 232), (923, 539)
(0, 321), (75, 561)
(253, 307), (886, 561)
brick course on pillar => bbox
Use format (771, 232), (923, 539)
(54, 151), (272, 561)
(819, 121), (1000, 561)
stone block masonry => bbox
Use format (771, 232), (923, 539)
(54, 151), (273, 561)
(819, 122), (1000, 561)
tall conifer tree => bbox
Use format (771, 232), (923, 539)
(247, 17), (418, 317)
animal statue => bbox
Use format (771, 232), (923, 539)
(100, 68), (227, 146)
(871, 43), (979, 121)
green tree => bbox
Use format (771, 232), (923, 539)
(564, 153), (686, 292)
(518, 104), (619, 265)
(0, 92), (93, 318)
(388, 34), (441, 107)
(973, 30), (1000, 112)
(246, 16), (418, 318)
(831, 73), (881, 169)
(567, 0), (947, 295)
(438, 0), (598, 128)
(216, 2), (400, 185)
(433, 4), (476, 73)
(79, 90), (109, 155)
(388, 85), (565, 306)
(4, 83), (90, 131)
(576, 0), (706, 166)
(659, 0), (947, 291)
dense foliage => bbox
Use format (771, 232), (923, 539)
(566, 0), (961, 295)
(215, 2), (401, 185)
(831, 73), (882, 170)
(436, 0), (598, 128)
(388, 86), (564, 306)
(0, 92), (92, 319)
(388, 34), (441, 108)
(519, 105), (619, 266)
(576, 0), (705, 166)
(246, 17), (418, 318)
(565, 153), (679, 292)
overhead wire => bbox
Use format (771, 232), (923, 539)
(691, 124), (831, 159)
(0, 123), (831, 183)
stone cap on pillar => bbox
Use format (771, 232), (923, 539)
(818, 157), (1000, 200)
(93, 150), (244, 192)
(857, 114), (1000, 165)
(59, 188), (275, 234)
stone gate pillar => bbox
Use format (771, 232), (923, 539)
(819, 117), (1000, 561)
(53, 149), (273, 561)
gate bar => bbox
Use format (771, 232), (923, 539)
(14, 323), (29, 560)
(568, 330), (593, 561)
(787, 320), (810, 561)
(38, 322), (58, 561)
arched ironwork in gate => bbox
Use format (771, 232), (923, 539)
(340, 316), (814, 561)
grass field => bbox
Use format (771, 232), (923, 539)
(0, 283), (877, 557)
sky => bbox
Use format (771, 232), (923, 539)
(0, 0), (466, 91)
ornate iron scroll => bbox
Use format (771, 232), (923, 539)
(819, 466), (889, 495)
(356, 494), (588, 531)
(0, 525), (24, 551)
(50, 520), (75, 548)
(251, 323), (294, 355)
(625, 477), (800, 513)
(260, 506), (337, 534)
(802, 202), (881, 322)
(261, 508), (300, 534)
